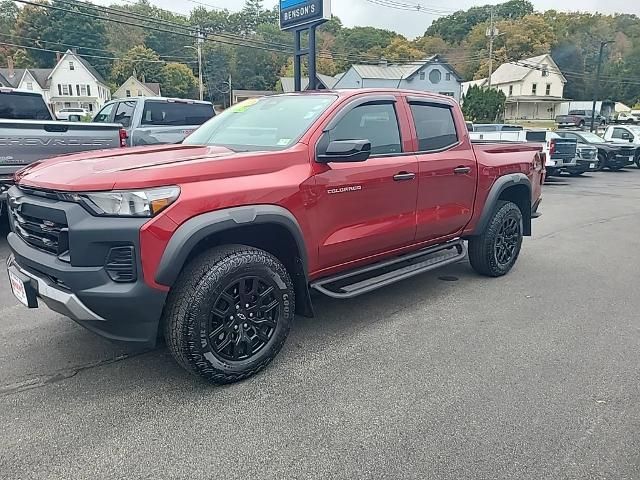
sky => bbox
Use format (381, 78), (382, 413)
(113, 0), (640, 38)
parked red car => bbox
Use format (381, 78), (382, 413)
(6, 89), (544, 383)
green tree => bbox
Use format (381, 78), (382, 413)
(111, 46), (163, 85)
(160, 62), (197, 98)
(14, 1), (51, 67)
(462, 85), (506, 122)
(13, 49), (35, 68)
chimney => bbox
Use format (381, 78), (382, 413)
(56, 51), (61, 63)
(7, 56), (14, 78)
(378, 57), (388, 68)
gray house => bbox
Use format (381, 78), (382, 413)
(333, 55), (463, 102)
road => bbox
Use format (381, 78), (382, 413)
(1, 170), (640, 480)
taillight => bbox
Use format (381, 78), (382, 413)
(119, 128), (128, 148)
(549, 139), (556, 155)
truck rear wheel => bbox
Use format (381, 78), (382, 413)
(468, 201), (523, 277)
(163, 245), (295, 384)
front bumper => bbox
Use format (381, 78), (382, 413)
(565, 158), (598, 173)
(608, 153), (636, 168)
(5, 186), (167, 345)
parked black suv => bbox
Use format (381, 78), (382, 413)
(556, 130), (637, 171)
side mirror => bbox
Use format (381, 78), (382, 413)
(317, 139), (371, 163)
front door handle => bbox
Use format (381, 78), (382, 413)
(393, 172), (416, 181)
(454, 166), (472, 175)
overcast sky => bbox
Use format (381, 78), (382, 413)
(107, 0), (640, 38)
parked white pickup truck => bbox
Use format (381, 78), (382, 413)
(603, 125), (640, 168)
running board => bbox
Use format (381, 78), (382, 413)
(311, 240), (467, 299)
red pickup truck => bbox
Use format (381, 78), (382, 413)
(5, 89), (544, 384)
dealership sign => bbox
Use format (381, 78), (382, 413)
(280, 0), (331, 31)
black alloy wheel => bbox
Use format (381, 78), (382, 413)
(494, 216), (521, 267)
(209, 276), (280, 362)
(596, 152), (607, 171)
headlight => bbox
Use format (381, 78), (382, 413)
(70, 187), (180, 217)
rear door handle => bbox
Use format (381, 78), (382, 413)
(393, 172), (416, 181)
(454, 166), (472, 175)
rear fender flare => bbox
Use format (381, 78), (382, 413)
(469, 173), (532, 236)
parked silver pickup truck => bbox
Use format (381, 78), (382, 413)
(92, 97), (215, 147)
(0, 88), (123, 203)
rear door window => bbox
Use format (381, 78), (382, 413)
(141, 101), (215, 126)
(93, 103), (115, 123)
(113, 101), (136, 128)
(409, 102), (458, 152)
(0, 92), (52, 120)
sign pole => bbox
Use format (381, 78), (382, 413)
(308, 25), (317, 91)
(294, 29), (302, 92)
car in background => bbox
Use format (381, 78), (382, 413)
(556, 130), (637, 171)
(615, 111), (640, 125)
(556, 110), (607, 129)
(469, 129), (577, 176)
(56, 107), (90, 121)
(93, 97), (216, 147)
(472, 123), (523, 132)
(0, 88), (124, 210)
(603, 125), (640, 168)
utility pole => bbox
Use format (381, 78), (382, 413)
(228, 74), (232, 107)
(590, 40), (613, 132)
(486, 6), (497, 89)
(197, 28), (204, 101)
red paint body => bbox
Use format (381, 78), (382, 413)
(16, 89), (544, 290)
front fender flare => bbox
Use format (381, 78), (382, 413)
(155, 205), (308, 287)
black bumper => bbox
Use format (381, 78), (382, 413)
(565, 158), (598, 174)
(5, 186), (167, 345)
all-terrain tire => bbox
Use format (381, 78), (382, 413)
(468, 201), (523, 277)
(163, 245), (295, 384)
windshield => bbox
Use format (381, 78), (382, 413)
(579, 132), (605, 142)
(184, 95), (337, 151)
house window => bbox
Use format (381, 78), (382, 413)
(532, 83), (537, 95)
(546, 84), (551, 96)
(76, 85), (80, 96)
(429, 69), (442, 84)
(509, 85), (513, 96)
(419, 72), (425, 80)
(542, 68), (549, 77)
(64, 102), (71, 108)
(87, 85), (91, 96)
(137, 90), (143, 96)
(26, 82), (33, 90)
(126, 90), (131, 97)
(62, 84), (70, 95)
(80, 85), (87, 96)
(69, 61), (75, 71)
(445, 73), (451, 81)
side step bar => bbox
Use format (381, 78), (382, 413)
(311, 240), (467, 299)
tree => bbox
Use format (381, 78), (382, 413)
(14, 1), (52, 67)
(462, 85), (506, 122)
(13, 50), (35, 69)
(160, 62), (197, 98)
(382, 38), (424, 63)
(111, 46), (163, 85)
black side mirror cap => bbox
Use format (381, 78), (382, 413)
(317, 139), (372, 163)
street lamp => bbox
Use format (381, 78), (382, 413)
(590, 40), (615, 132)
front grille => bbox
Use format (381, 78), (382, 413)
(8, 196), (69, 257)
(578, 149), (597, 160)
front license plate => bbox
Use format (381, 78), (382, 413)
(590, 163), (596, 169)
(8, 269), (29, 306)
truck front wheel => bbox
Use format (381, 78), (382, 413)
(468, 201), (523, 277)
(163, 245), (295, 384)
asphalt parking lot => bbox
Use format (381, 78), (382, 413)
(1, 169), (640, 480)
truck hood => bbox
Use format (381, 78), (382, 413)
(15, 144), (245, 191)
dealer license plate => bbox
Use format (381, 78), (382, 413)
(8, 269), (29, 306)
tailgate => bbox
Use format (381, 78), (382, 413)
(552, 138), (577, 159)
(556, 116), (576, 124)
(0, 120), (121, 176)
(130, 125), (200, 146)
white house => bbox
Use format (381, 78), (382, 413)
(1, 50), (111, 116)
(462, 54), (567, 120)
(334, 55), (463, 102)
(113, 76), (161, 99)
